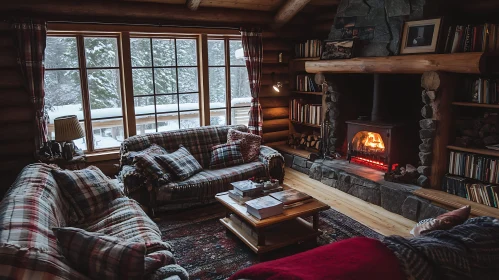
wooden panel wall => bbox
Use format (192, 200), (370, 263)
(0, 22), (36, 197)
(261, 36), (291, 144)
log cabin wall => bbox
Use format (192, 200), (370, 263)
(0, 22), (36, 197)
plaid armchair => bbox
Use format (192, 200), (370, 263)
(0, 163), (187, 280)
(119, 125), (285, 213)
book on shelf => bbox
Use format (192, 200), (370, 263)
(448, 151), (499, 184)
(296, 75), (321, 92)
(245, 196), (284, 220)
(270, 189), (312, 206)
(290, 99), (323, 126)
(295, 39), (322, 58)
(445, 23), (499, 53)
(230, 180), (263, 197)
(443, 174), (499, 208)
(463, 77), (499, 104)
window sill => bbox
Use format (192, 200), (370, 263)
(85, 150), (120, 163)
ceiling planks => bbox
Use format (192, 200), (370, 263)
(274, 0), (312, 28)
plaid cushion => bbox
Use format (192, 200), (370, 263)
(134, 153), (172, 185)
(209, 140), (244, 169)
(227, 128), (262, 162)
(156, 161), (266, 202)
(156, 146), (203, 181)
(122, 143), (168, 166)
(52, 166), (125, 223)
(53, 227), (145, 280)
(120, 125), (248, 169)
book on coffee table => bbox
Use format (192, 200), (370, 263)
(270, 189), (312, 206)
(228, 190), (253, 204)
(231, 180), (263, 197)
(245, 196), (283, 220)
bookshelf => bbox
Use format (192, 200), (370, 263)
(452, 102), (499, 109)
(447, 145), (499, 157)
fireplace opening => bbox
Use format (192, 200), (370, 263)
(349, 131), (389, 171)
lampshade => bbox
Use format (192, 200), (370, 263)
(54, 115), (85, 142)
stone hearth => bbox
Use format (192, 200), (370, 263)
(308, 159), (447, 222)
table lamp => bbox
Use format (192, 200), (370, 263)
(54, 115), (85, 159)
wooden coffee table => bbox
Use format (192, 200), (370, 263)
(215, 184), (330, 256)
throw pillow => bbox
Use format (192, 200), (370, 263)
(53, 227), (145, 280)
(227, 129), (262, 162)
(209, 140), (245, 169)
(124, 144), (167, 166)
(133, 152), (172, 185)
(155, 145), (202, 181)
(411, 205), (471, 236)
(52, 166), (124, 223)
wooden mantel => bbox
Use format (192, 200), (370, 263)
(305, 52), (499, 74)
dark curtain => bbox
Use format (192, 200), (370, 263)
(11, 19), (48, 151)
(240, 28), (263, 137)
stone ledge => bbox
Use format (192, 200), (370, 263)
(309, 159), (447, 222)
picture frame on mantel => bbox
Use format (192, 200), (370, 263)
(400, 18), (443, 54)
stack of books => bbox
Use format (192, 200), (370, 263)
(449, 151), (499, 184)
(462, 77), (499, 104)
(270, 189), (313, 209)
(294, 39), (322, 58)
(296, 75), (321, 92)
(228, 180), (263, 204)
(443, 24), (499, 53)
(290, 99), (322, 126)
(443, 174), (499, 208)
(245, 196), (284, 219)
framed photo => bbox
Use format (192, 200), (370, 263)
(320, 40), (356, 60)
(400, 18), (442, 54)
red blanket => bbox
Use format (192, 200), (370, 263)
(229, 237), (406, 280)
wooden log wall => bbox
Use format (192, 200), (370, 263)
(0, 22), (36, 197)
(261, 37), (291, 144)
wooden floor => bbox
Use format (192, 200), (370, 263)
(284, 167), (416, 237)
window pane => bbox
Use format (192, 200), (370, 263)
(231, 107), (250, 126)
(87, 69), (123, 118)
(179, 94), (199, 111)
(136, 115), (157, 135)
(209, 67), (226, 109)
(156, 95), (178, 113)
(178, 67), (198, 93)
(84, 37), (119, 68)
(176, 39), (197, 66)
(158, 113), (179, 132)
(152, 39), (175, 67)
(230, 40), (245, 66)
(208, 40), (225, 66)
(134, 96), (155, 115)
(210, 109), (226, 126)
(132, 68), (153, 95)
(155, 68), (177, 94)
(130, 38), (152, 67)
(92, 119), (123, 149)
(45, 70), (83, 121)
(46, 37), (79, 69)
(180, 111), (200, 129)
(230, 67), (251, 104)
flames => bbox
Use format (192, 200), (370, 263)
(362, 132), (385, 152)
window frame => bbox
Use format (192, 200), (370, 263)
(46, 24), (249, 155)
(45, 31), (127, 153)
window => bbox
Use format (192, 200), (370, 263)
(131, 37), (200, 134)
(44, 26), (252, 153)
(207, 38), (251, 126)
(45, 35), (125, 151)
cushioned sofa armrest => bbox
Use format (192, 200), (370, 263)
(258, 145), (285, 182)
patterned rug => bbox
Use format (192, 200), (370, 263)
(158, 204), (382, 280)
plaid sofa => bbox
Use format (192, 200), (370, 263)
(0, 163), (188, 280)
(119, 125), (285, 212)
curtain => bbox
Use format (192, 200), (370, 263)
(240, 28), (263, 137)
(12, 19), (48, 150)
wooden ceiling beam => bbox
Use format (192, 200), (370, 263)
(274, 0), (311, 28)
(186, 0), (201, 11)
(0, 0), (273, 26)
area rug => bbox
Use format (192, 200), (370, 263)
(158, 204), (383, 280)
